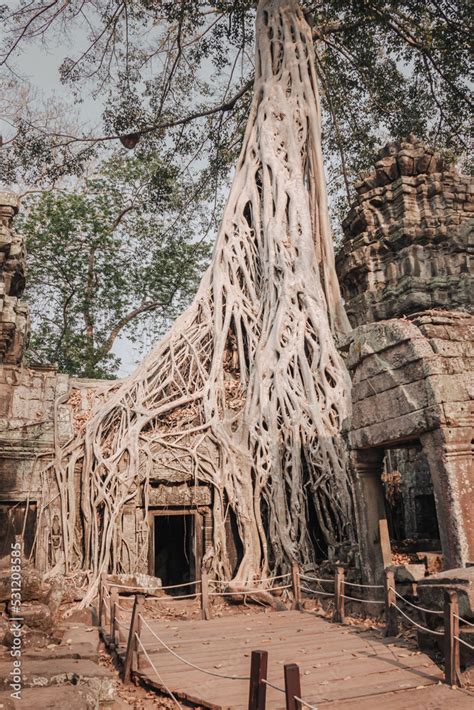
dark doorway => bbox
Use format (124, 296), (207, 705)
(415, 494), (440, 539)
(153, 513), (195, 590)
(0, 502), (37, 566)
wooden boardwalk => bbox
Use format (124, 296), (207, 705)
(119, 609), (473, 709)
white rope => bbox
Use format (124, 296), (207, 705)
(343, 580), (384, 590)
(391, 588), (444, 616)
(454, 635), (474, 651)
(115, 601), (132, 612)
(341, 594), (384, 604)
(259, 573), (291, 583)
(454, 614), (474, 628)
(210, 573), (291, 586)
(392, 603), (444, 635)
(294, 697), (318, 709)
(135, 633), (182, 708)
(153, 592), (202, 601)
(103, 598), (110, 612)
(160, 580), (201, 590)
(300, 574), (333, 585)
(208, 584), (292, 596)
(301, 584), (334, 597)
(262, 678), (285, 693)
(139, 615), (250, 680)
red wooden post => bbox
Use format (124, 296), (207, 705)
(333, 566), (345, 623)
(284, 663), (302, 710)
(201, 568), (210, 620)
(292, 562), (301, 610)
(444, 590), (460, 686)
(110, 586), (119, 646)
(123, 594), (145, 683)
(384, 568), (398, 637)
(248, 649), (268, 710)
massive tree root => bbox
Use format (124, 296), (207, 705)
(45, 0), (355, 601)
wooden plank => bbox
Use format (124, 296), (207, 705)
(379, 519), (392, 569)
(317, 683), (474, 709)
(129, 607), (451, 710)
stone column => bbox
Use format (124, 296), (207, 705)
(421, 427), (473, 569)
(352, 448), (387, 583)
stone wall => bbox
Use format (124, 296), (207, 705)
(0, 192), (28, 364)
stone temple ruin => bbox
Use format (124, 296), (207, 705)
(0, 137), (472, 592)
(337, 136), (473, 583)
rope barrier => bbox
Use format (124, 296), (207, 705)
(152, 592), (202, 601)
(454, 635), (474, 652)
(262, 678), (285, 693)
(160, 580), (201, 590)
(139, 615), (250, 681)
(135, 632), (182, 708)
(208, 584), (292, 597)
(300, 584), (334, 597)
(343, 580), (384, 590)
(391, 588), (444, 616)
(392, 603), (444, 635)
(115, 601), (132, 613)
(341, 594), (384, 604)
(300, 574), (333, 585)
(294, 696), (318, 709)
(209, 574), (291, 587)
(454, 614), (474, 628)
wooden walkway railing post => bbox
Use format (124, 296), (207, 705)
(248, 649), (268, 710)
(201, 568), (210, 620)
(284, 663), (302, 710)
(292, 562), (301, 610)
(110, 586), (119, 646)
(444, 590), (460, 686)
(98, 578), (104, 628)
(384, 568), (398, 637)
(123, 594), (145, 683)
(333, 566), (345, 623)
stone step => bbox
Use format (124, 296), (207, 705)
(24, 641), (99, 663)
(0, 685), (101, 709)
(0, 658), (116, 704)
(59, 623), (102, 652)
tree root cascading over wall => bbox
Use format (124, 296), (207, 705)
(44, 0), (355, 601)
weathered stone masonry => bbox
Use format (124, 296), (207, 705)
(337, 136), (473, 582)
(0, 135), (472, 586)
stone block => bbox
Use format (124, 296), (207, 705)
(417, 567), (474, 619)
(0, 686), (97, 710)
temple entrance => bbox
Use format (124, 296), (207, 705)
(0, 501), (37, 567)
(149, 510), (202, 591)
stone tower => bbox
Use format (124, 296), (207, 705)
(337, 135), (472, 326)
(0, 191), (28, 364)
(336, 137), (473, 580)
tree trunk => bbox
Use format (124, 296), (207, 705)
(45, 0), (355, 599)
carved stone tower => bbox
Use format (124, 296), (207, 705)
(336, 137), (473, 580)
(0, 191), (28, 364)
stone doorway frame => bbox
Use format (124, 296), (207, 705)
(147, 508), (205, 584)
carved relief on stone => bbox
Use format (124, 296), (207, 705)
(147, 483), (212, 507)
(336, 136), (473, 327)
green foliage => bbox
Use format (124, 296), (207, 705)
(16, 156), (212, 378)
(1, 1), (471, 371)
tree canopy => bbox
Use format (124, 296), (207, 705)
(1, 1), (471, 202)
(17, 155), (211, 377)
(0, 0), (471, 376)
